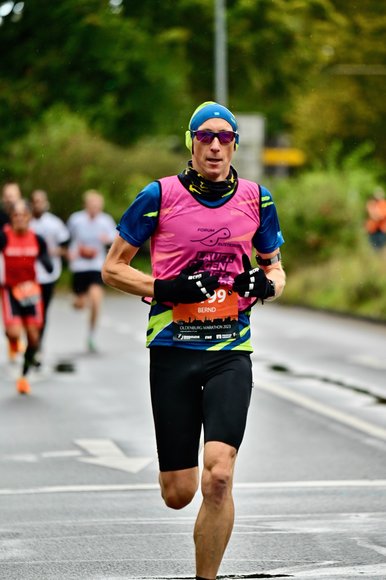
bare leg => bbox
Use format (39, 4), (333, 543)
(72, 293), (86, 309)
(88, 283), (104, 334)
(159, 466), (199, 510)
(194, 441), (237, 579)
(5, 324), (23, 360)
(5, 324), (22, 345)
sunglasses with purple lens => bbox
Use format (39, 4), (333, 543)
(191, 130), (238, 145)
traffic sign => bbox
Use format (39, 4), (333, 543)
(263, 147), (306, 166)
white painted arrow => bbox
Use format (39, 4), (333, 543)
(74, 438), (153, 474)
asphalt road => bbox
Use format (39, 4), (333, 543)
(1, 293), (386, 580)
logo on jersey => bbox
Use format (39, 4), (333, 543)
(192, 227), (230, 246)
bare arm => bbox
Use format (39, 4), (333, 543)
(256, 250), (286, 300)
(102, 236), (155, 298)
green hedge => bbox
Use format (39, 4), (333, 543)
(268, 142), (383, 273)
(2, 106), (186, 221)
(267, 144), (386, 321)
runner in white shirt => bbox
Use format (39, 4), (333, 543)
(67, 190), (116, 352)
(30, 189), (70, 358)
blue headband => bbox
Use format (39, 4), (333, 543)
(189, 101), (238, 131)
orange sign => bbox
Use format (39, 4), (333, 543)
(263, 148), (306, 166)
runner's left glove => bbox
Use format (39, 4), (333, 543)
(233, 254), (275, 302)
(154, 261), (220, 304)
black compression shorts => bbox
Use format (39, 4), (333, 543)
(72, 271), (103, 295)
(149, 347), (253, 472)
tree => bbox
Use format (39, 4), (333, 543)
(1, 0), (386, 166)
(288, 0), (386, 162)
(0, 0), (190, 150)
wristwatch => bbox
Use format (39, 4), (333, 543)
(256, 252), (281, 266)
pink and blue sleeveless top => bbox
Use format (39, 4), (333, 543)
(117, 174), (284, 351)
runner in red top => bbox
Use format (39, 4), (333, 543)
(0, 199), (53, 394)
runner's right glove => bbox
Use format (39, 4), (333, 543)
(154, 261), (220, 304)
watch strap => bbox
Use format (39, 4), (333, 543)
(256, 252), (281, 266)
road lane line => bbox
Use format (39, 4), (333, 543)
(349, 354), (386, 370)
(268, 562), (386, 578)
(235, 480), (386, 489)
(255, 378), (386, 441)
(41, 450), (82, 458)
(355, 539), (386, 557)
(1, 480), (386, 496)
(0, 453), (38, 462)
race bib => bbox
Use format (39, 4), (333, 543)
(172, 286), (239, 342)
(12, 281), (41, 307)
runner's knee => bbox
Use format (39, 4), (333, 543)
(160, 471), (198, 510)
(5, 327), (20, 341)
(202, 463), (233, 507)
(72, 295), (85, 309)
(162, 487), (195, 510)
(201, 443), (236, 507)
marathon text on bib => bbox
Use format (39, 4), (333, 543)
(172, 286), (239, 342)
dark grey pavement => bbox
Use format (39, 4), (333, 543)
(1, 294), (386, 579)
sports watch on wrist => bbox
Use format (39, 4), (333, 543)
(256, 252), (281, 266)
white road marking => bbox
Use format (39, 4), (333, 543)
(267, 562), (386, 577)
(0, 441), (153, 472)
(74, 438), (153, 474)
(1, 479), (386, 496)
(75, 439), (127, 457)
(41, 450), (82, 458)
(349, 354), (386, 370)
(355, 539), (386, 557)
(1, 453), (38, 462)
(0, 483), (158, 495)
(236, 479), (386, 489)
(255, 378), (386, 440)
(79, 456), (153, 473)
(1, 511), (385, 527)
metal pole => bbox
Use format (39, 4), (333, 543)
(214, 0), (228, 106)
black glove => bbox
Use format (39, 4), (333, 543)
(154, 261), (220, 304)
(233, 254), (275, 302)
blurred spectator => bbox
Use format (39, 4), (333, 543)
(365, 187), (386, 250)
(67, 190), (116, 352)
(0, 199), (52, 394)
(29, 189), (70, 358)
(0, 181), (22, 228)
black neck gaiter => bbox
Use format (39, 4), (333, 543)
(178, 161), (238, 203)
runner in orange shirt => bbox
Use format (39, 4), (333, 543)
(0, 199), (53, 394)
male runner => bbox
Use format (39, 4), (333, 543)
(103, 101), (286, 579)
(67, 190), (116, 352)
(30, 189), (69, 357)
